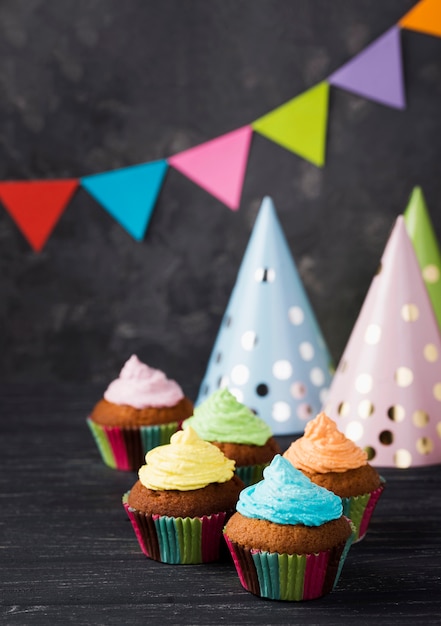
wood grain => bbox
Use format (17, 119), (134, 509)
(1, 384), (440, 624)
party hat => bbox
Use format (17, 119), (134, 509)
(196, 196), (333, 435)
(325, 217), (441, 468)
(404, 186), (441, 330)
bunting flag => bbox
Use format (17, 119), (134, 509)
(81, 160), (168, 241)
(0, 179), (78, 252)
(252, 82), (329, 167)
(328, 26), (405, 109)
(168, 126), (253, 211)
(404, 186), (441, 330)
(399, 0), (441, 38)
(1, 1), (440, 250)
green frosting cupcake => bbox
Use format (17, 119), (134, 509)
(184, 388), (272, 446)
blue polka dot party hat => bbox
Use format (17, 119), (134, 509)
(196, 196), (333, 435)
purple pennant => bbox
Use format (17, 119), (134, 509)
(329, 26), (405, 109)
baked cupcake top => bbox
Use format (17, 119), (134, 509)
(184, 388), (272, 446)
(104, 355), (184, 409)
(237, 455), (342, 527)
(138, 426), (236, 491)
(283, 412), (367, 474)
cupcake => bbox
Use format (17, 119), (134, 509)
(123, 426), (244, 564)
(283, 412), (385, 542)
(183, 388), (280, 486)
(224, 455), (355, 601)
(87, 355), (193, 471)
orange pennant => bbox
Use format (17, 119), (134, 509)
(0, 179), (78, 252)
(399, 0), (441, 38)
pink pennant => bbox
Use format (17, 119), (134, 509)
(168, 126), (253, 211)
(328, 26), (405, 109)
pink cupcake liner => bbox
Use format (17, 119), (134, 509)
(223, 518), (355, 601)
(123, 492), (227, 564)
(87, 418), (179, 471)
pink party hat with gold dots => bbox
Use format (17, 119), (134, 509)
(325, 216), (441, 468)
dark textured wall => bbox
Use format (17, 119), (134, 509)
(1, 0), (440, 400)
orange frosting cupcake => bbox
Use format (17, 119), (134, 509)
(283, 412), (384, 542)
(284, 412), (368, 475)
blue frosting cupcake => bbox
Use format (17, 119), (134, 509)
(224, 455), (355, 601)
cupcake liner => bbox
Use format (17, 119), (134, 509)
(87, 418), (179, 471)
(224, 519), (355, 601)
(341, 478), (385, 542)
(123, 492), (227, 564)
(334, 518), (356, 585)
(87, 418), (117, 468)
(235, 463), (270, 487)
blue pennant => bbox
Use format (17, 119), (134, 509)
(81, 160), (168, 240)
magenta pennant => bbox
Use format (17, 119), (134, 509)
(328, 26), (405, 109)
(168, 126), (253, 211)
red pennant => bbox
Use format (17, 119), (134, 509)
(0, 179), (78, 251)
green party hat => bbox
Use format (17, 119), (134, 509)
(404, 186), (441, 329)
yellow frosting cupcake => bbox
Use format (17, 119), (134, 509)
(123, 427), (244, 563)
(139, 426), (236, 491)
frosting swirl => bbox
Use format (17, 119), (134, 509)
(237, 455), (342, 526)
(138, 426), (236, 491)
(283, 412), (367, 473)
(184, 388), (272, 445)
(104, 355), (184, 409)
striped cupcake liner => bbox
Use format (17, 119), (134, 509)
(87, 418), (179, 471)
(224, 519), (355, 601)
(341, 478), (385, 542)
(235, 463), (270, 487)
(123, 493), (227, 564)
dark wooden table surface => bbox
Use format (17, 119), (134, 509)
(1, 383), (441, 625)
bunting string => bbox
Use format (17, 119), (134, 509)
(0, 0), (440, 252)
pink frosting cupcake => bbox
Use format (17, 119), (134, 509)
(87, 355), (193, 471)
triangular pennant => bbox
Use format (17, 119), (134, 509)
(197, 196), (334, 435)
(0, 179), (78, 252)
(81, 160), (168, 241)
(252, 82), (329, 167)
(325, 217), (441, 467)
(168, 126), (253, 211)
(404, 186), (441, 330)
(328, 26), (405, 109)
(399, 0), (441, 38)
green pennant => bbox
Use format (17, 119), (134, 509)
(404, 186), (441, 330)
(252, 81), (329, 167)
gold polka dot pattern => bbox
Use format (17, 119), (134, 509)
(394, 449), (412, 468)
(422, 264), (440, 283)
(401, 303), (419, 321)
(387, 405), (405, 422)
(394, 367), (413, 387)
(416, 437), (433, 455)
(424, 344), (438, 362)
(412, 410), (429, 427)
(358, 400), (374, 419)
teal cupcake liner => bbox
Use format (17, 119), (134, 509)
(235, 463), (270, 487)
